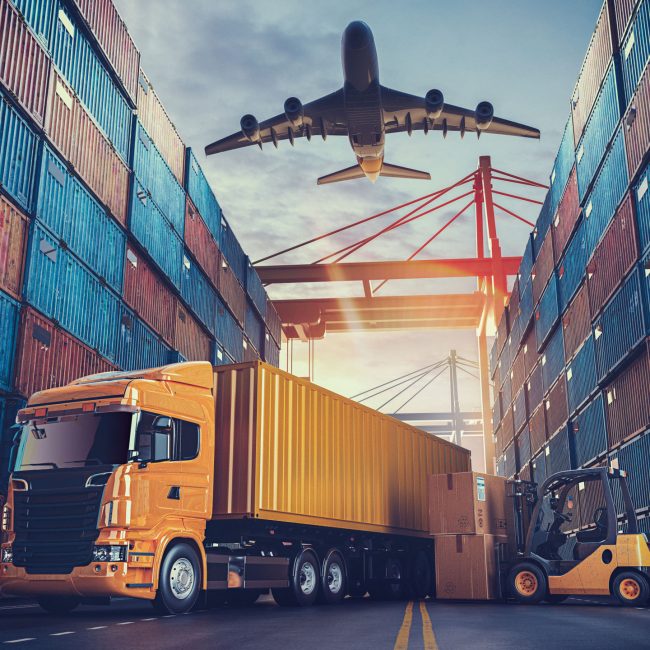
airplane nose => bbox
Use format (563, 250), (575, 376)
(345, 21), (372, 50)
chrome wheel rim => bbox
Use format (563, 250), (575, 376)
(170, 558), (195, 600)
(300, 561), (317, 595)
(327, 562), (343, 594)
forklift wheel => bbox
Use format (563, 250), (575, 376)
(508, 563), (547, 604)
(612, 572), (650, 607)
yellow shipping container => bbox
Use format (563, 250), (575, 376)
(212, 361), (471, 537)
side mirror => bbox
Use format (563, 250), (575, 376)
(153, 416), (173, 431)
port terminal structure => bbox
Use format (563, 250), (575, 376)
(256, 156), (548, 471)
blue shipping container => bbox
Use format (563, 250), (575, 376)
(131, 121), (185, 235)
(181, 253), (218, 334)
(621, 0), (650, 106)
(245, 301), (264, 353)
(9, 0), (55, 49)
(542, 324), (565, 393)
(115, 304), (170, 371)
(519, 277), (534, 331)
(0, 291), (20, 392)
(547, 426), (573, 475)
(50, 2), (131, 161)
(533, 192), (553, 256)
(36, 145), (125, 291)
(583, 127), (628, 252)
(504, 442), (517, 478)
(557, 220), (588, 312)
(617, 432), (650, 512)
(531, 450), (548, 487)
(246, 261), (267, 316)
(594, 268), (647, 381)
(633, 160), (650, 255)
(221, 218), (247, 286)
(549, 115), (576, 216)
(527, 363), (544, 413)
(576, 63), (621, 201)
(517, 425), (532, 467)
(513, 386), (527, 433)
(185, 149), (221, 244)
(519, 235), (535, 287)
(263, 332), (281, 367)
(572, 393), (607, 467)
(130, 176), (183, 289)
(216, 297), (243, 362)
(535, 273), (560, 351)
(0, 94), (38, 211)
(566, 334), (598, 414)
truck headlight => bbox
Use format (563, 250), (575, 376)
(1, 547), (12, 564)
(92, 545), (127, 563)
(1, 505), (11, 532)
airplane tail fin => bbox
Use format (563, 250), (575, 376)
(317, 165), (366, 185)
(380, 162), (431, 180)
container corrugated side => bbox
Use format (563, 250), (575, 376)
(180, 252), (218, 333)
(215, 297), (244, 362)
(512, 386), (527, 434)
(616, 431), (650, 510)
(517, 425), (532, 468)
(220, 217), (247, 286)
(519, 277), (534, 333)
(0, 194), (27, 299)
(634, 159), (650, 253)
(123, 245), (176, 346)
(72, 0), (140, 103)
(576, 62), (622, 201)
(266, 299), (282, 347)
(615, 0), (642, 45)
(136, 69), (184, 184)
(44, 69), (76, 165)
(184, 196), (220, 288)
(621, 0), (650, 106)
(551, 165), (580, 260)
(37, 144), (125, 291)
(130, 176), (183, 290)
(545, 374), (568, 438)
(246, 262), (267, 316)
(571, 3), (614, 145)
(510, 346), (526, 397)
(541, 324), (565, 393)
(9, 0), (55, 49)
(500, 405), (515, 450)
(132, 120), (185, 236)
(519, 234), (535, 287)
(562, 282), (591, 361)
(504, 442), (517, 478)
(495, 304), (510, 357)
(533, 192), (553, 256)
(262, 331), (280, 367)
(594, 268), (646, 381)
(547, 426), (573, 475)
(587, 192), (638, 317)
(531, 449), (548, 486)
(0, 0), (50, 126)
(13, 305), (115, 397)
(115, 303), (170, 371)
(529, 404), (547, 457)
(572, 393), (607, 467)
(0, 94), (38, 211)
(173, 301), (212, 363)
(604, 344), (650, 448)
(242, 336), (259, 362)
(212, 362), (470, 534)
(218, 258), (246, 326)
(492, 391), (502, 431)
(535, 273), (559, 351)
(583, 127), (629, 252)
(185, 148), (221, 244)
(532, 228), (554, 306)
(623, 58), (650, 180)
(522, 326), (538, 378)
(499, 365), (512, 408)
(548, 115), (576, 215)
(566, 334), (598, 414)
(244, 301), (264, 353)
(557, 219), (588, 312)
(0, 289), (19, 392)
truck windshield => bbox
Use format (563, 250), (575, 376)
(14, 412), (133, 471)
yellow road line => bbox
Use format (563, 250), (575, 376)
(420, 600), (439, 650)
(393, 601), (414, 650)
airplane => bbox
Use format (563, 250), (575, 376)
(205, 21), (540, 185)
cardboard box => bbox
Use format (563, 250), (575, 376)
(428, 472), (509, 536)
(434, 534), (506, 600)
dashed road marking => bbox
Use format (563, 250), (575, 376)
(140, 618), (157, 621)
(162, 615), (176, 618)
(116, 622), (134, 625)
(420, 601), (439, 650)
(393, 601), (413, 650)
(49, 632), (74, 637)
(0, 605), (39, 611)
(87, 626), (107, 631)
(3, 640), (35, 645)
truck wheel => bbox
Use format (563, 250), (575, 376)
(319, 550), (347, 604)
(612, 572), (650, 607)
(272, 548), (319, 607)
(369, 557), (407, 600)
(508, 562), (547, 604)
(37, 596), (80, 615)
(410, 549), (433, 599)
(153, 542), (202, 614)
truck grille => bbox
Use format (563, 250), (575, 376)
(12, 486), (104, 574)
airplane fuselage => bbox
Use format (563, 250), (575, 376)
(341, 21), (385, 180)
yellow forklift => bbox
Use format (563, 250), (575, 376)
(505, 467), (650, 606)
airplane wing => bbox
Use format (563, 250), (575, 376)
(380, 87), (540, 139)
(205, 89), (348, 154)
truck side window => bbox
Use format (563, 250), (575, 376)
(136, 412), (173, 463)
(176, 420), (200, 461)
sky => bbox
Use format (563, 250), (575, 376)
(113, 0), (602, 436)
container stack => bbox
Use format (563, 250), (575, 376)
(491, 0), (650, 533)
(0, 0), (282, 498)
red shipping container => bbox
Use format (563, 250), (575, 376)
(527, 362), (544, 413)
(510, 347), (526, 397)
(571, 3), (614, 145)
(532, 231), (555, 306)
(72, 0), (140, 103)
(44, 71), (76, 165)
(501, 406), (515, 448)
(604, 345), (650, 449)
(587, 193), (638, 317)
(185, 197), (220, 288)
(218, 259), (246, 326)
(123, 246), (176, 346)
(562, 283), (591, 361)
(0, 195), (27, 299)
(545, 374), (568, 438)
(137, 69), (185, 184)
(552, 166), (581, 258)
(623, 58), (650, 180)
(523, 327), (539, 378)
(614, 0), (640, 44)
(0, 0), (50, 126)
(13, 307), (115, 398)
(173, 302), (212, 362)
(529, 404), (547, 456)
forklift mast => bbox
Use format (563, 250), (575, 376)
(506, 479), (538, 556)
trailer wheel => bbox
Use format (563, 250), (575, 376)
(272, 548), (319, 607)
(508, 562), (547, 604)
(319, 550), (347, 604)
(369, 557), (408, 600)
(37, 596), (80, 615)
(153, 542), (202, 614)
(410, 549), (433, 599)
(612, 572), (650, 607)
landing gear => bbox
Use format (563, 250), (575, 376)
(612, 572), (650, 607)
(153, 542), (202, 614)
(272, 548), (320, 607)
(410, 549), (433, 599)
(508, 562), (547, 604)
(37, 596), (80, 615)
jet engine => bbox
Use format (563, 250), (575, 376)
(475, 101), (494, 130)
(284, 97), (304, 127)
(240, 114), (260, 142)
(425, 89), (444, 119)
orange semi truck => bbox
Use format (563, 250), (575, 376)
(0, 361), (469, 614)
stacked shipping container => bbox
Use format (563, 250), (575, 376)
(491, 0), (650, 523)
(0, 0), (283, 502)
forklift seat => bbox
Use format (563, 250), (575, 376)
(573, 538), (601, 562)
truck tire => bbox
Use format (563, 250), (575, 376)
(368, 557), (408, 601)
(508, 562), (547, 604)
(612, 571), (650, 607)
(272, 548), (320, 607)
(37, 596), (80, 615)
(319, 550), (347, 604)
(153, 542), (202, 614)
(410, 549), (433, 599)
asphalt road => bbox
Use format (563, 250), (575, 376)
(0, 595), (648, 649)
